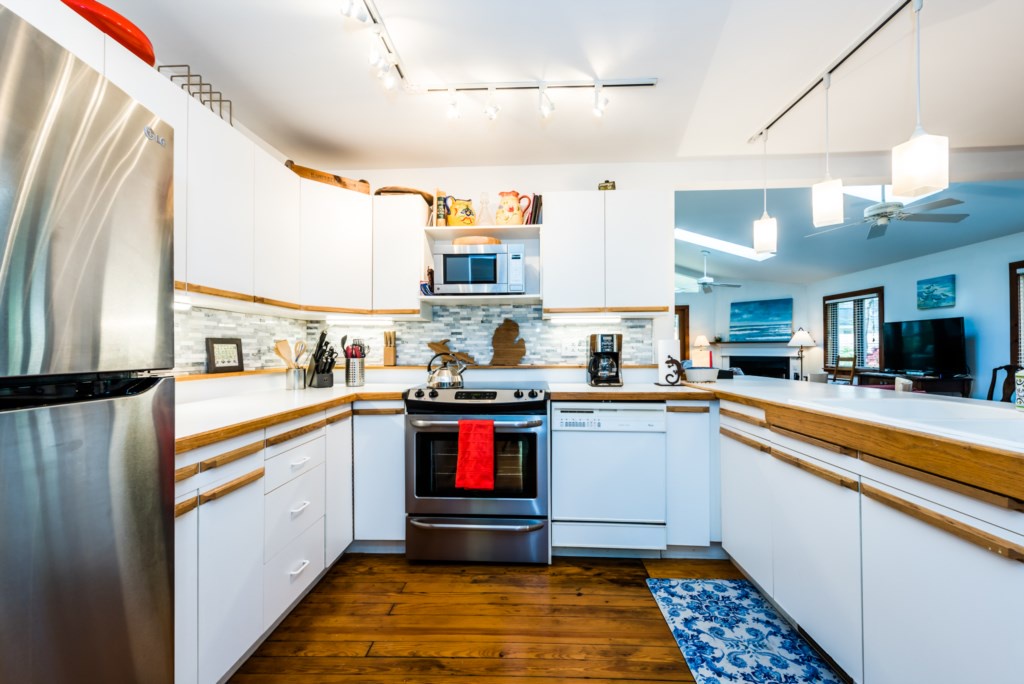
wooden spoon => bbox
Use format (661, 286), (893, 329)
(274, 339), (295, 368)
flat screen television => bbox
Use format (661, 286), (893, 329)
(882, 316), (967, 377)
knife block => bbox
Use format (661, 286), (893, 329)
(310, 372), (334, 388)
(383, 348), (396, 366)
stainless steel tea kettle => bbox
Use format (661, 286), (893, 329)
(426, 353), (468, 389)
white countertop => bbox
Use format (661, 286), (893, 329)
(547, 382), (712, 398)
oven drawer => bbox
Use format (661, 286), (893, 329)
(405, 516), (548, 564)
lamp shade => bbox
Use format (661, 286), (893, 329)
(788, 328), (815, 347)
(693, 335), (711, 348)
(753, 212), (777, 255)
(811, 177), (844, 228)
(892, 126), (949, 197)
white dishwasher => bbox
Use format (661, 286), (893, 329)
(551, 402), (667, 550)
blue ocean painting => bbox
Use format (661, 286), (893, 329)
(729, 298), (793, 342)
(917, 274), (955, 309)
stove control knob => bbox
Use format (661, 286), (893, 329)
(414, 389), (425, 398)
(428, 389), (439, 398)
(514, 390), (524, 399)
(528, 390), (538, 398)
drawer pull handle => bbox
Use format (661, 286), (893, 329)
(290, 500), (311, 515)
(289, 559), (310, 577)
(289, 456), (311, 469)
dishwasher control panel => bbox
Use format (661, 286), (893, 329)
(552, 403), (666, 432)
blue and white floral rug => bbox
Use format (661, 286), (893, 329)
(647, 578), (844, 684)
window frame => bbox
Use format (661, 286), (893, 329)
(822, 286), (885, 371)
(1011, 260), (1024, 366)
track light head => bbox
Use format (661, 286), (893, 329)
(538, 87), (555, 119)
(483, 88), (500, 120)
(592, 84), (609, 117)
(340, 0), (370, 23)
(446, 89), (460, 120)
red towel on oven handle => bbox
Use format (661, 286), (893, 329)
(456, 419), (494, 490)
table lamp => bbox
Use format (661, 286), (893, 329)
(787, 328), (815, 380)
(693, 335), (712, 367)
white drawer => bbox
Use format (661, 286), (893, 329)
(174, 431), (264, 498)
(552, 522), (667, 550)
(265, 413), (327, 459)
(265, 464), (325, 562)
(263, 516), (325, 630)
(265, 436), (326, 492)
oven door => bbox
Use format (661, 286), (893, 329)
(405, 413), (548, 517)
(432, 245), (508, 295)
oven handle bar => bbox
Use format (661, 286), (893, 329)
(409, 519), (546, 533)
(408, 419), (545, 429)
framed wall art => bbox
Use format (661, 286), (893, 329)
(728, 298), (794, 342)
(917, 274), (955, 309)
(205, 337), (244, 373)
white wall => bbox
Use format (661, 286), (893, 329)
(807, 231), (1024, 399)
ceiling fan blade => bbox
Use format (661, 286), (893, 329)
(867, 223), (888, 240)
(908, 197), (964, 213)
(805, 220), (863, 238)
(716, 283), (742, 288)
(900, 213), (969, 223)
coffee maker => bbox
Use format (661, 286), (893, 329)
(587, 333), (623, 386)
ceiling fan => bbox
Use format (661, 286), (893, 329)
(808, 193), (969, 240)
(695, 250), (741, 294)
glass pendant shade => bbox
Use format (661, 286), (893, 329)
(753, 212), (777, 255)
(892, 126), (949, 197)
(812, 177), (845, 227)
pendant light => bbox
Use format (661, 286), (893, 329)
(753, 131), (777, 255)
(812, 72), (844, 227)
(892, 0), (948, 197)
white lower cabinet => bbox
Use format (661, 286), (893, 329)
(719, 427), (774, 593)
(326, 410), (354, 563)
(353, 406), (406, 540)
(861, 480), (1024, 684)
(174, 492), (199, 684)
(264, 464), (326, 562)
(666, 405), (712, 546)
(197, 466), (265, 684)
(264, 517), (325, 630)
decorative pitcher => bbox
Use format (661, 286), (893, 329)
(444, 197), (476, 226)
(494, 190), (532, 225)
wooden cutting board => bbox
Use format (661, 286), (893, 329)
(452, 236), (501, 245)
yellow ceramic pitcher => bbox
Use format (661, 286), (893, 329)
(494, 190), (532, 225)
(444, 197), (476, 226)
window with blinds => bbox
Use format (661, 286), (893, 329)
(823, 287), (884, 369)
(1012, 262), (1024, 366)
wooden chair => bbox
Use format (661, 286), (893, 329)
(829, 356), (857, 385)
(987, 364), (1023, 402)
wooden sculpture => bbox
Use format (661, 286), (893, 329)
(489, 319), (526, 366)
(427, 339), (476, 365)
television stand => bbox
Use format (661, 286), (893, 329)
(857, 372), (972, 398)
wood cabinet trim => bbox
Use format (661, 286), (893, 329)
(301, 305), (374, 315)
(719, 426), (771, 453)
(542, 307), (606, 314)
(326, 410), (354, 425)
(371, 309), (420, 315)
(769, 447), (859, 492)
(352, 408), (404, 416)
(862, 483), (1024, 563)
(180, 282), (255, 303)
(770, 425), (858, 458)
(174, 462), (200, 482)
(174, 496), (199, 518)
(254, 295), (303, 310)
(175, 401), (352, 454)
(859, 453), (1024, 513)
(604, 306), (671, 313)
(199, 440), (265, 471)
(720, 408), (769, 429)
(265, 419), (327, 447)
(666, 406), (710, 413)
(198, 468), (265, 505)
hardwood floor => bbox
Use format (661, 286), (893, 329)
(231, 554), (742, 683)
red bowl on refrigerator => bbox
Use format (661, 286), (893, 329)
(61, 0), (155, 66)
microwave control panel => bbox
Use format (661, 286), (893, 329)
(507, 244), (525, 292)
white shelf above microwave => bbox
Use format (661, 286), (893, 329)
(419, 294), (542, 307)
(425, 224), (541, 241)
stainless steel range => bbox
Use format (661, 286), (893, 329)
(404, 381), (549, 563)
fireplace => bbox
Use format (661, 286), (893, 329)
(730, 355), (791, 379)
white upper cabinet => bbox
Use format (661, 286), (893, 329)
(300, 180), (372, 312)
(604, 190), (673, 312)
(373, 195), (429, 314)
(541, 191), (605, 311)
(102, 39), (189, 284)
(185, 97), (254, 296)
(253, 149), (301, 307)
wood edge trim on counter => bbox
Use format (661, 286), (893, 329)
(549, 391), (713, 401)
(198, 468), (265, 506)
(667, 406), (710, 413)
(253, 296), (303, 310)
(861, 483), (1024, 563)
(175, 368), (287, 382)
(174, 462), (200, 482)
(859, 453), (1024, 513)
(174, 280), (187, 291)
(769, 447), (859, 492)
(176, 402), (344, 454)
(352, 408), (404, 416)
(179, 282), (255, 303)
(710, 393), (768, 409)
(174, 496), (198, 518)
(770, 425), (858, 458)
(349, 392), (405, 401)
(199, 440), (265, 471)
(720, 408), (769, 429)
(719, 426), (771, 453)
(326, 410), (353, 425)
(265, 419), (328, 447)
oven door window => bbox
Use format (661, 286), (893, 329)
(443, 254), (498, 285)
(415, 432), (537, 498)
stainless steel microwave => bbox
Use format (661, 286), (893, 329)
(432, 243), (525, 295)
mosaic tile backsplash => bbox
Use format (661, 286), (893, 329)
(174, 305), (653, 373)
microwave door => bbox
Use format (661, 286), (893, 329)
(435, 253), (508, 295)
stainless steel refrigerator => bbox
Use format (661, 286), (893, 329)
(0, 7), (175, 683)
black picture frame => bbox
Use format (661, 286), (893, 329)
(205, 337), (244, 373)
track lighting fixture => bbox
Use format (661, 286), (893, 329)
(592, 83), (609, 117)
(753, 131), (778, 255)
(483, 88), (500, 121)
(538, 86), (555, 119)
(812, 72), (844, 228)
(446, 88), (460, 120)
(340, 0), (370, 23)
(380, 64), (398, 91)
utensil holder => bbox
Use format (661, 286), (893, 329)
(285, 368), (306, 390)
(383, 348), (396, 366)
(346, 358), (365, 387)
(310, 372), (334, 389)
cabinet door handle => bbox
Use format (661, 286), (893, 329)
(770, 447), (859, 492)
(266, 419), (327, 447)
(289, 559), (311, 577)
(199, 468), (264, 505)
(289, 456), (311, 469)
(719, 426), (771, 453)
(290, 500), (311, 515)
